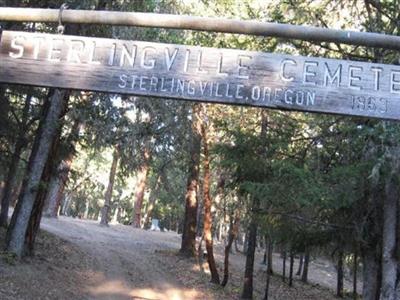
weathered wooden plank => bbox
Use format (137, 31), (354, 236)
(0, 30), (400, 120)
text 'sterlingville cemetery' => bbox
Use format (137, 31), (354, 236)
(1, 31), (400, 119)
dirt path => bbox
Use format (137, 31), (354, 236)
(1, 215), (354, 299)
(41, 216), (205, 300)
(37, 216), (360, 300)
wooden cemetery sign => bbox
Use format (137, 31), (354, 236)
(0, 30), (400, 120)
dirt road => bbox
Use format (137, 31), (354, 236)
(36, 216), (359, 300)
(1, 215), (353, 299)
(41, 216), (206, 300)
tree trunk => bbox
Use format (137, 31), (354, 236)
(43, 120), (80, 218)
(289, 251), (294, 287)
(297, 254), (304, 276)
(84, 197), (90, 219)
(201, 121), (220, 284)
(143, 176), (161, 228)
(43, 159), (72, 218)
(282, 250), (287, 282)
(380, 165), (398, 300)
(362, 246), (380, 300)
(361, 169), (383, 300)
(235, 237), (240, 253)
(337, 249), (344, 298)
(180, 103), (202, 257)
(25, 130), (62, 255)
(0, 85), (8, 132)
(0, 93), (32, 227)
(100, 145), (120, 226)
(6, 89), (69, 257)
(301, 249), (310, 283)
(132, 142), (151, 228)
(61, 194), (71, 216)
(267, 238), (273, 275)
(243, 232), (249, 254)
(195, 185), (203, 236)
(264, 249), (272, 300)
(241, 197), (259, 299)
(221, 211), (240, 287)
(353, 251), (358, 300)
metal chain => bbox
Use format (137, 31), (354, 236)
(57, 3), (68, 34)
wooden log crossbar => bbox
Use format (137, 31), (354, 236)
(0, 7), (400, 50)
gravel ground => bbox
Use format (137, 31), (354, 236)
(0, 216), (353, 299)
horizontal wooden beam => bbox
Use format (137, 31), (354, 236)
(1, 31), (400, 120)
(0, 7), (400, 50)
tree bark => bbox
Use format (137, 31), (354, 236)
(267, 237), (273, 275)
(25, 129), (62, 255)
(264, 248), (272, 300)
(0, 92), (32, 227)
(221, 210), (240, 287)
(363, 247), (380, 300)
(289, 251), (294, 287)
(132, 142), (151, 228)
(297, 254), (304, 276)
(361, 165), (383, 300)
(264, 236), (273, 300)
(43, 120), (80, 218)
(353, 251), (358, 300)
(180, 103), (202, 257)
(235, 237), (240, 253)
(337, 249), (344, 298)
(43, 158), (72, 218)
(241, 197), (259, 299)
(380, 163), (398, 300)
(143, 176), (161, 228)
(201, 123), (220, 284)
(301, 249), (310, 283)
(282, 250), (287, 282)
(243, 231), (249, 254)
(61, 194), (71, 216)
(262, 250), (267, 265)
(6, 89), (69, 257)
(100, 145), (120, 226)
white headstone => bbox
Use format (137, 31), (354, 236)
(150, 219), (160, 231)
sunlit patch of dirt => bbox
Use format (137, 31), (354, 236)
(1, 216), (354, 300)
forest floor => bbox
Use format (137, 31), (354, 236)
(0, 216), (357, 300)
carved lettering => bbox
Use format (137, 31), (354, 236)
(251, 86), (261, 101)
(165, 48), (178, 71)
(9, 36), (25, 59)
(390, 71), (400, 94)
(141, 47), (156, 69)
(237, 55), (251, 79)
(88, 41), (101, 65)
(324, 63), (341, 87)
(118, 74), (128, 88)
(371, 67), (382, 91)
(348, 66), (363, 90)
(188, 80), (195, 95)
(3, 31), (400, 121)
(217, 54), (228, 76)
(49, 38), (64, 62)
(120, 44), (137, 67)
(32, 37), (45, 59)
(108, 43), (117, 66)
(284, 89), (293, 104)
(303, 61), (318, 85)
(280, 59), (296, 82)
